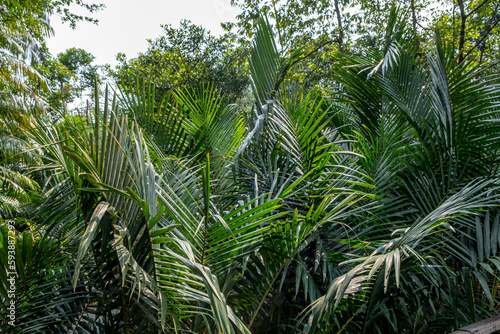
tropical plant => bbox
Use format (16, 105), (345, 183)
(2, 7), (500, 334)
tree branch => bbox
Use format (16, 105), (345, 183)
(462, 13), (500, 61)
(333, 0), (344, 52)
(466, 0), (492, 18)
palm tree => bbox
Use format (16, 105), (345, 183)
(305, 7), (500, 333)
(2, 8), (500, 334)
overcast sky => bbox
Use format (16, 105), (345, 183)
(45, 0), (240, 67)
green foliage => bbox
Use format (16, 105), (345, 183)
(111, 20), (250, 102)
(2, 4), (500, 334)
(36, 47), (100, 111)
(226, 0), (336, 42)
(432, 0), (500, 63)
(0, 0), (103, 94)
(58, 47), (99, 90)
(1, 0), (104, 34)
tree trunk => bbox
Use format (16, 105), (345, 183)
(457, 0), (466, 63)
(411, 0), (420, 51)
(333, 0), (344, 52)
(85, 100), (89, 125)
(411, 0), (417, 32)
(60, 80), (66, 112)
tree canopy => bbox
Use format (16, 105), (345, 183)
(1, 2), (500, 334)
(112, 20), (250, 102)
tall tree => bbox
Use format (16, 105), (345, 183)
(112, 20), (249, 102)
(36, 48), (99, 112)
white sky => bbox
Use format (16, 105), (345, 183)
(45, 0), (240, 67)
